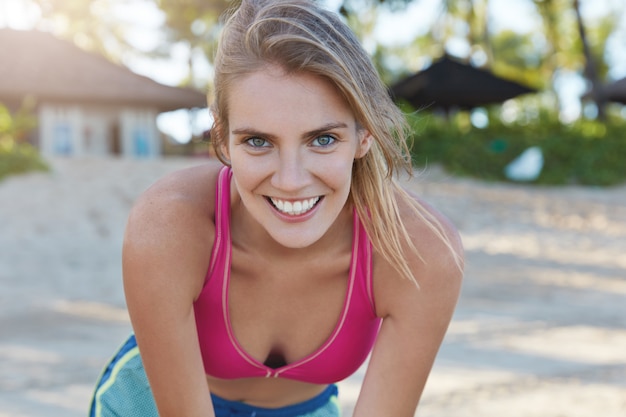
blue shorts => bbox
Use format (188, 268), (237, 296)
(90, 334), (341, 417)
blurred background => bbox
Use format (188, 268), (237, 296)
(1, 1), (625, 416)
(1, 0), (626, 184)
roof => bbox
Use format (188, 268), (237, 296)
(604, 77), (626, 105)
(390, 55), (536, 111)
(0, 29), (207, 112)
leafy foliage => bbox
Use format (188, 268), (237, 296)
(0, 103), (48, 182)
(30, 0), (142, 64)
(407, 106), (626, 186)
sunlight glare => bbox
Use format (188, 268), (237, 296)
(0, 0), (40, 29)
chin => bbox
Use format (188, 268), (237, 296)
(270, 231), (326, 250)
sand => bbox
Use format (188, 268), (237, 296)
(1, 156), (625, 416)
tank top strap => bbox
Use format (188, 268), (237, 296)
(353, 207), (377, 316)
(205, 166), (232, 285)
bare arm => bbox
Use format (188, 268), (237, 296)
(353, 195), (464, 416)
(123, 165), (219, 417)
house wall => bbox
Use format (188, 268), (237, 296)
(119, 108), (161, 158)
(38, 103), (162, 158)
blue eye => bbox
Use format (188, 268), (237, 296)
(312, 135), (335, 147)
(246, 137), (269, 147)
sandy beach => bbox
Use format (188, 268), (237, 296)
(1, 156), (625, 416)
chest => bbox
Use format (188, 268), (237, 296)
(228, 249), (351, 367)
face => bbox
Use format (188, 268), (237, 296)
(222, 66), (372, 249)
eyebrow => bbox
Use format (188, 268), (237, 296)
(231, 122), (349, 139)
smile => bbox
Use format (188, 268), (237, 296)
(268, 197), (321, 216)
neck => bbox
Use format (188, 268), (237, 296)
(230, 198), (353, 262)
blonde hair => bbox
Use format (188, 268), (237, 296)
(210, 0), (459, 284)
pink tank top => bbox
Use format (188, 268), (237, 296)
(193, 166), (382, 384)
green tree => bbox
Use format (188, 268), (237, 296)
(22, 0), (229, 88)
(435, 0), (492, 65)
(489, 30), (545, 89)
(572, 0), (617, 118)
(20, 0), (624, 119)
(0, 101), (47, 181)
(369, 0), (621, 121)
(531, 0), (618, 117)
(30, 0), (141, 64)
(155, 0), (234, 87)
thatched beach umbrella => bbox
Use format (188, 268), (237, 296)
(390, 55), (537, 112)
(603, 77), (626, 105)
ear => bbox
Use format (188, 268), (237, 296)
(219, 132), (230, 161)
(355, 130), (373, 159)
(211, 114), (231, 162)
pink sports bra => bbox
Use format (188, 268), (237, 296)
(193, 166), (382, 384)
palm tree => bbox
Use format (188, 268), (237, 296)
(573, 0), (605, 118)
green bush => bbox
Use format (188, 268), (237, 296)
(407, 109), (626, 186)
(0, 102), (48, 181)
(0, 138), (49, 180)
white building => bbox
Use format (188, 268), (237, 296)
(0, 29), (207, 158)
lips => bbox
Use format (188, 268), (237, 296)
(268, 196), (321, 216)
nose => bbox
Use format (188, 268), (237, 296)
(270, 148), (311, 192)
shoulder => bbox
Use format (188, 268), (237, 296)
(398, 186), (464, 281)
(131, 160), (223, 216)
(373, 184), (464, 320)
(123, 161), (226, 298)
(127, 161), (224, 238)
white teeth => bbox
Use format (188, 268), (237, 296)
(270, 197), (320, 215)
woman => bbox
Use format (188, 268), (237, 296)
(90, 0), (464, 416)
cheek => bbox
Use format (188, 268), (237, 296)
(316, 158), (355, 187)
(232, 165), (257, 188)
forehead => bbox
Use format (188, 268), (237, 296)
(226, 67), (356, 131)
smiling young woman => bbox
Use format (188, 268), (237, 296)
(224, 67), (372, 250)
(89, 1), (464, 416)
